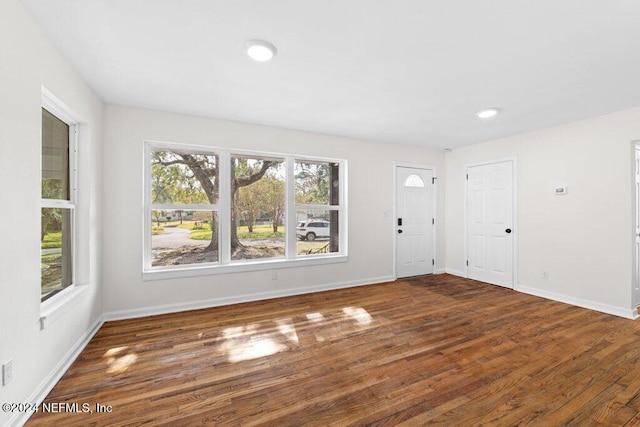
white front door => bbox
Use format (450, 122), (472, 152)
(466, 160), (514, 288)
(396, 167), (434, 278)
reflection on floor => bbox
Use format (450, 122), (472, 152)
(215, 306), (374, 362)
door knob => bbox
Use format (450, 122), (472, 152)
(398, 229), (403, 234)
(505, 228), (512, 234)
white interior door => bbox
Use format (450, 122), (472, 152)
(635, 147), (640, 307)
(396, 167), (434, 278)
(466, 160), (514, 288)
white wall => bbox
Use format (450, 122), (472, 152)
(446, 107), (640, 317)
(102, 105), (446, 316)
(0, 0), (103, 425)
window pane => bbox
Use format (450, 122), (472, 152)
(294, 161), (339, 205)
(231, 156), (285, 261)
(42, 108), (70, 200)
(404, 174), (425, 188)
(296, 209), (339, 256)
(41, 208), (72, 300)
(151, 210), (219, 266)
(151, 149), (218, 205)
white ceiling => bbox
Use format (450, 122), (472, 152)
(22, 0), (640, 149)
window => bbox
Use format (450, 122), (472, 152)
(404, 174), (425, 188)
(295, 161), (340, 256)
(231, 154), (285, 261)
(41, 106), (76, 301)
(149, 147), (220, 267)
(144, 143), (346, 275)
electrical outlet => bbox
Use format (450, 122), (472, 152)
(2, 360), (13, 386)
(542, 271), (549, 280)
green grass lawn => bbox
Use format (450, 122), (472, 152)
(189, 229), (214, 240)
(152, 220), (285, 240)
(188, 223), (284, 240)
(238, 225), (284, 239)
(41, 231), (62, 249)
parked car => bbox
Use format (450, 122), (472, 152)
(297, 220), (330, 241)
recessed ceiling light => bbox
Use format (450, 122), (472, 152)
(245, 40), (277, 62)
(476, 107), (500, 119)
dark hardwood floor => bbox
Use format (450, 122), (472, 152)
(27, 274), (640, 426)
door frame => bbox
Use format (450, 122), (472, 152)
(464, 157), (518, 288)
(632, 141), (640, 310)
(393, 162), (438, 279)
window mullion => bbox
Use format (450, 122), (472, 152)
(219, 151), (231, 264)
(41, 199), (75, 209)
(285, 156), (296, 259)
(143, 142), (152, 270)
(71, 124), (78, 204)
(293, 204), (340, 211)
(149, 203), (220, 211)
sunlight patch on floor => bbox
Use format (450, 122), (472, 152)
(212, 307), (374, 362)
(343, 306), (373, 325)
(103, 346), (138, 374)
(216, 320), (298, 363)
(310, 306), (375, 342)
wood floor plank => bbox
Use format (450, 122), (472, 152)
(26, 274), (640, 426)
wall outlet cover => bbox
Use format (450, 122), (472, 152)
(2, 360), (13, 386)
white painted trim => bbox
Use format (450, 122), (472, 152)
(218, 151), (231, 264)
(41, 86), (84, 124)
(434, 268), (446, 274)
(632, 141), (640, 309)
(143, 255), (348, 280)
(463, 166), (468, 278)
(11, 316), (104, 427)
(463, 156), (518, 287)
(517, 285), (637, 320)
(39, 284), (89, 329)
(393, 162), (437, 278)
(106, 275), (395, 321)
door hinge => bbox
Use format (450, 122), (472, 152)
(466, 260), (469, 266)
(432, 218), (435, 225)
(432, 259), (435, 266)
(432, 177), (437, 184)
(466, 173), (469, 180)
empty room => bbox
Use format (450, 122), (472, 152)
(3, 0), (640, 425)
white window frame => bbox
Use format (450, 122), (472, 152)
(143, 141), (348, 280)
(288, 158), (344, 258)
(40, 92), (78, 303)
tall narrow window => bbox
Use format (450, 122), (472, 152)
(149, 147), (220, 267)
(41, 107), (75, 301)
(294, 161), (341, 256)
(231, 155), (285, 261)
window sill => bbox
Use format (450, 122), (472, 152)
(40, 284), (89, 330)
(143, 254), (348, 281)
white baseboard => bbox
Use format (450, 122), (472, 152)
(104, 275), (396, 321)
(434, 268), (446, 274)
(445, 268), (466, 277)
(12, 316), (104, 427)
(517, 284), (637, 320)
